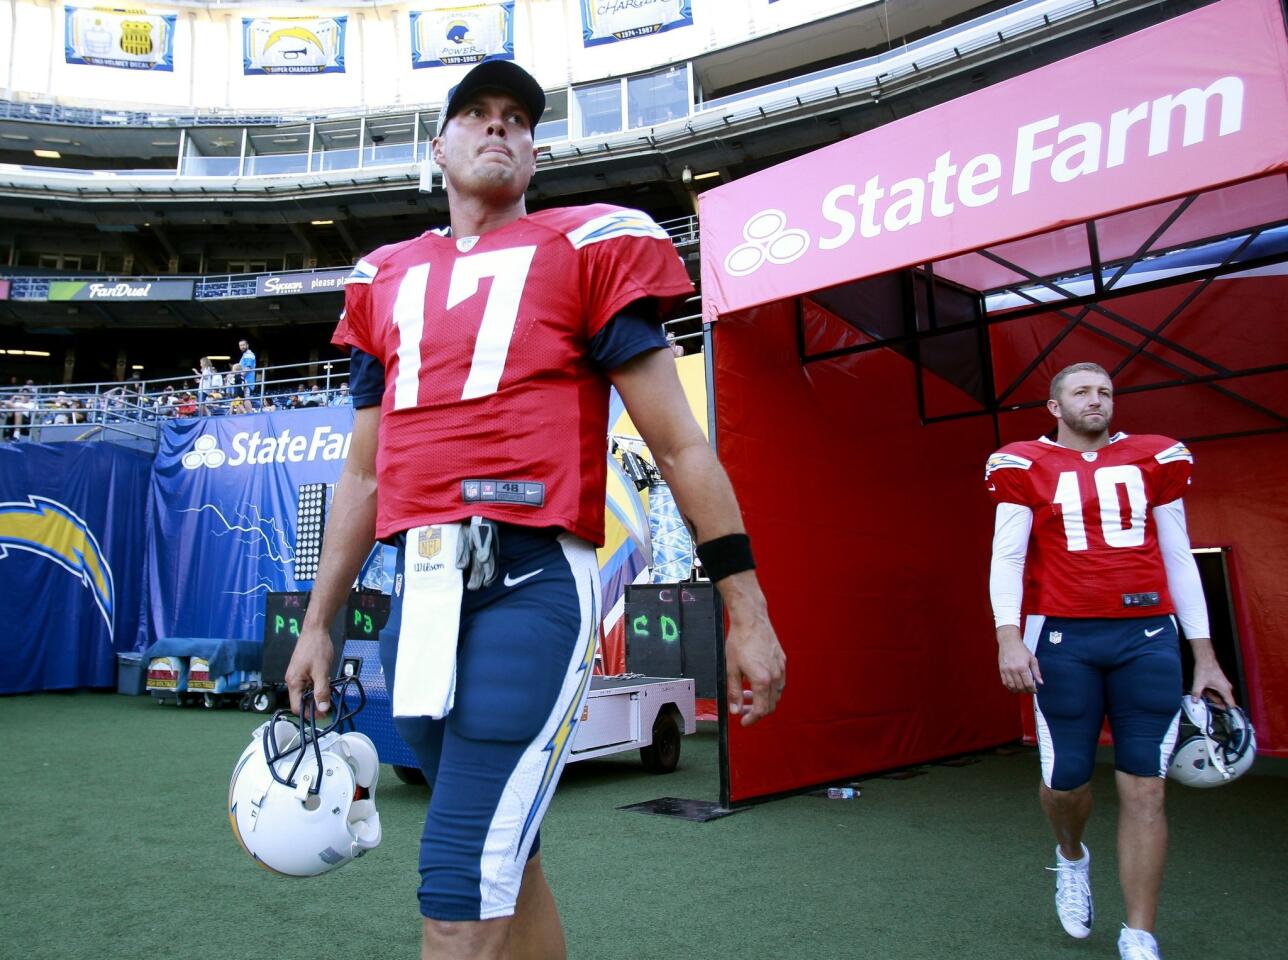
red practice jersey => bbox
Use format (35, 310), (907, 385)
(332, 204), (694, 544)
(986, 433), (1194, 619)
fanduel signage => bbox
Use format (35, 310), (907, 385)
(255, 269), (350, 297)
(47, 279), (195, 302)
(698, 0), (1288, 318)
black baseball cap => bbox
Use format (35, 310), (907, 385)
(436, 61), (546, 136)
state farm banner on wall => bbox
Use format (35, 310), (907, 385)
(699, 0), (1288, 319)
(139, 407), (354, 647)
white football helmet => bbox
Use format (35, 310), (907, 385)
(1168, 697), (1256, 788)
(228, 679), (381, 876)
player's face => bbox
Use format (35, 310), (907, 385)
(433, 92), (538, 206)
(1049, 370), (1114, 437)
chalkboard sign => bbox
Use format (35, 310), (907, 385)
(624, 582), (718, 697)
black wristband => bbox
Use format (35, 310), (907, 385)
(695, 533), (755, 582)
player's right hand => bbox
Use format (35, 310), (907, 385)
(285, 626), (334, 716)
(997, 631), (1042, 694)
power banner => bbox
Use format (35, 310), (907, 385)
(64, 5), (176, 72)
(699, 0), (1288, 320)
(243, 16), (346, 75)
(410, 2), (515, 68)
(254, 269), (349, 297)
(46, 279), (194, 302)
(140, 407), (354, 648)
(580, 0), (691, 46)
(0, 443), (151, 694)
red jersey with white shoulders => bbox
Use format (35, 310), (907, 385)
(333, 204), (693, 544)
(985, 432), (1194, 619)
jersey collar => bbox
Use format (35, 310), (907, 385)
(1037, 431), (1127, 449)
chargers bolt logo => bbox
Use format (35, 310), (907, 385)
(723, 209), (810, 277)
(182, 434), (226, 470)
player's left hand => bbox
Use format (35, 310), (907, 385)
(723, 589), (786, 727)
(1190, 651), (1236, 709)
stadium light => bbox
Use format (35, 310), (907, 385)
(311, 219), (334, 226)
(33, 149), (61, 159)
(693, 171), (720, 181)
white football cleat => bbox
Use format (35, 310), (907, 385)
(1047, 843), (1093, 938)
(1118, 925), (1162, 960)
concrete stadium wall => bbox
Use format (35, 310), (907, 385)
(1, 0), (868, 110)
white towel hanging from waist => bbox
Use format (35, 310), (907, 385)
(393, 523), (463, 719)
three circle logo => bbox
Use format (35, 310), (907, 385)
(181, 434), (226, 470)
(722, 209), (810, 277)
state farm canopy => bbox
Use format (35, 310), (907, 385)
(700, 0), (1288, 320)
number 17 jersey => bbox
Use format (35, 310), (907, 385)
(332, 204), (694, 545)
(985, 433), (1194, 619)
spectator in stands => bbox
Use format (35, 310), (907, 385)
(328, 382), (350, 406)
(11, 391), (35, 438)
(667, 331), (685, 358)
(238, 339), (257, 407)
(193, 358), (224, 415)
(156, 384), (177, 418)
(302, 382), (325, 407)
(51, 391), (71, 424)
(176, 392), (198, 418)
(229, 396), (248, 416)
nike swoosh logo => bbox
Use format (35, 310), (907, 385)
(1145, 627), (1165, 637)
(503, 568), (543, 588)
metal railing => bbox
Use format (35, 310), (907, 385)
(0, 308), (706, 448)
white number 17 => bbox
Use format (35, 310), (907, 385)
(389, 245), (537, 409)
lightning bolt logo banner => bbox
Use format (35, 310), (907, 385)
(0, 496), (115, 640)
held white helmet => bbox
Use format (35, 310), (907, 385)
(228, 678), (381, 876)
(1168, 697), (1256, 788)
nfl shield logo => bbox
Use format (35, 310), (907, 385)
(1049, 631), (1063, 645)
(418, 526), (442, 559)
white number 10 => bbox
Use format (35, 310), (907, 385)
(389, 245), (537, 410)
(1053, 465), (1147, 551)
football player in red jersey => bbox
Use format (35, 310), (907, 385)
(284, 61), (785, 960)
(987, 362), (1235, 960)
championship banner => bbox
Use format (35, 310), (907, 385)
(242, 16), (346, 75)
(140, 407), (355, 647)
(46, 279), (194, 302)
(410, 2), (515, 68)
(254, 269), (350, 297)
(64, 5), (175, 71)
(580, 0), (691, 46)
(0, 443), (151, 694)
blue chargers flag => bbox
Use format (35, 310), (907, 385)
(580, 0), (692, 47)
(64, 5), (176, 72)
(243, 16), (347, 75)
(139, 407), (355, 648)
(410, 2), (515, 68)
(0, 443), (151, 694)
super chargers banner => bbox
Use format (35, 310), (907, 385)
(139, 407), (354, 648)
(0, 443), (151, 694)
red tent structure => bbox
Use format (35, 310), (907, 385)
(699, 0), (1288, 804)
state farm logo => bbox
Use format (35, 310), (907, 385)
(722, 209), (810, 277)
(182, 434), (226, 469)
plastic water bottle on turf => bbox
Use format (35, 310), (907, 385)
(827, 786), (860, 799)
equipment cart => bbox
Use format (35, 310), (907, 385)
(338, 638), (697, 783)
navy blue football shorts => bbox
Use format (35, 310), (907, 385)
(1025, 614), (1183, 791)
(378, 523), (599, 922)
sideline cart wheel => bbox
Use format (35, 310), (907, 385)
(392, 765), (427, 786)
(640, 709), (682, 774)
(250, 687), (278, 714)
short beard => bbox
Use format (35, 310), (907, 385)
(1065, 411), (1111, 438)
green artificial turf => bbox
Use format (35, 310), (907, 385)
(5, 691), (1285, 960)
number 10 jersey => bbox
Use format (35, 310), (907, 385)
(332, 204), (694, 545)
(986, 433), (1194, 619)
